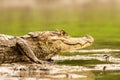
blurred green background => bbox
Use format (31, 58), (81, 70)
(0, 0), (120, 49)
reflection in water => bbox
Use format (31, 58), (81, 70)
(0, 63), (90, 80)
(0, 49), (120, 80)
(53, 54), (120, 63)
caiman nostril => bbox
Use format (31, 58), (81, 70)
(84, 35), (94, 43)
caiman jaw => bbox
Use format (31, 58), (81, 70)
(63, 35), (94, 45)
(59, 35), (94, 52)
(78, 35), (94, 48)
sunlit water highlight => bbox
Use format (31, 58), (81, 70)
(0, 49), (120, 80)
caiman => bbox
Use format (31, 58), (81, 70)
(0, 30), (94, 64)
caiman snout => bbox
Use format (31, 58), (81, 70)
(58, 35), (94, 52)
(48, 30), (94, 52)
(61, 35), (94, 46)
(82, 35), (94, 43)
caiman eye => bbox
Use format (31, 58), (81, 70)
(60, 30), (68, 36)
(52, 29), (68, 36)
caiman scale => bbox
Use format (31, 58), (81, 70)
(0, 30), (94, 64)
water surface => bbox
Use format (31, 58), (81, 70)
(0, 49), (120, 80)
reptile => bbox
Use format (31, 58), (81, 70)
(0, 30), (94, 64)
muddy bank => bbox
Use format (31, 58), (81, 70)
(0, 63), (120, 80)
(0, 49), (120, 80)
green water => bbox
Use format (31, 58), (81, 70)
(55, 52), (120, 80)
(93, 71), (120, 80)
(0, 2), (120, 49)
(0, 0), (120, 80)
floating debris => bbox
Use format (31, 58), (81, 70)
(71, 49), (120, 53)
(50, 73), (87, 79)
(0, 49), (120, 79)
(53, 54), (120, 63)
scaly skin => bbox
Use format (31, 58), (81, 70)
(0, 30), (94, 64)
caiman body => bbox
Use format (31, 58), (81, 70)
(0, 30), (94, 64)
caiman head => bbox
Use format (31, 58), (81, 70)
(48, 30), (94, 52)
(29, 30), (94, 53)
(27, 30), (94, 60)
